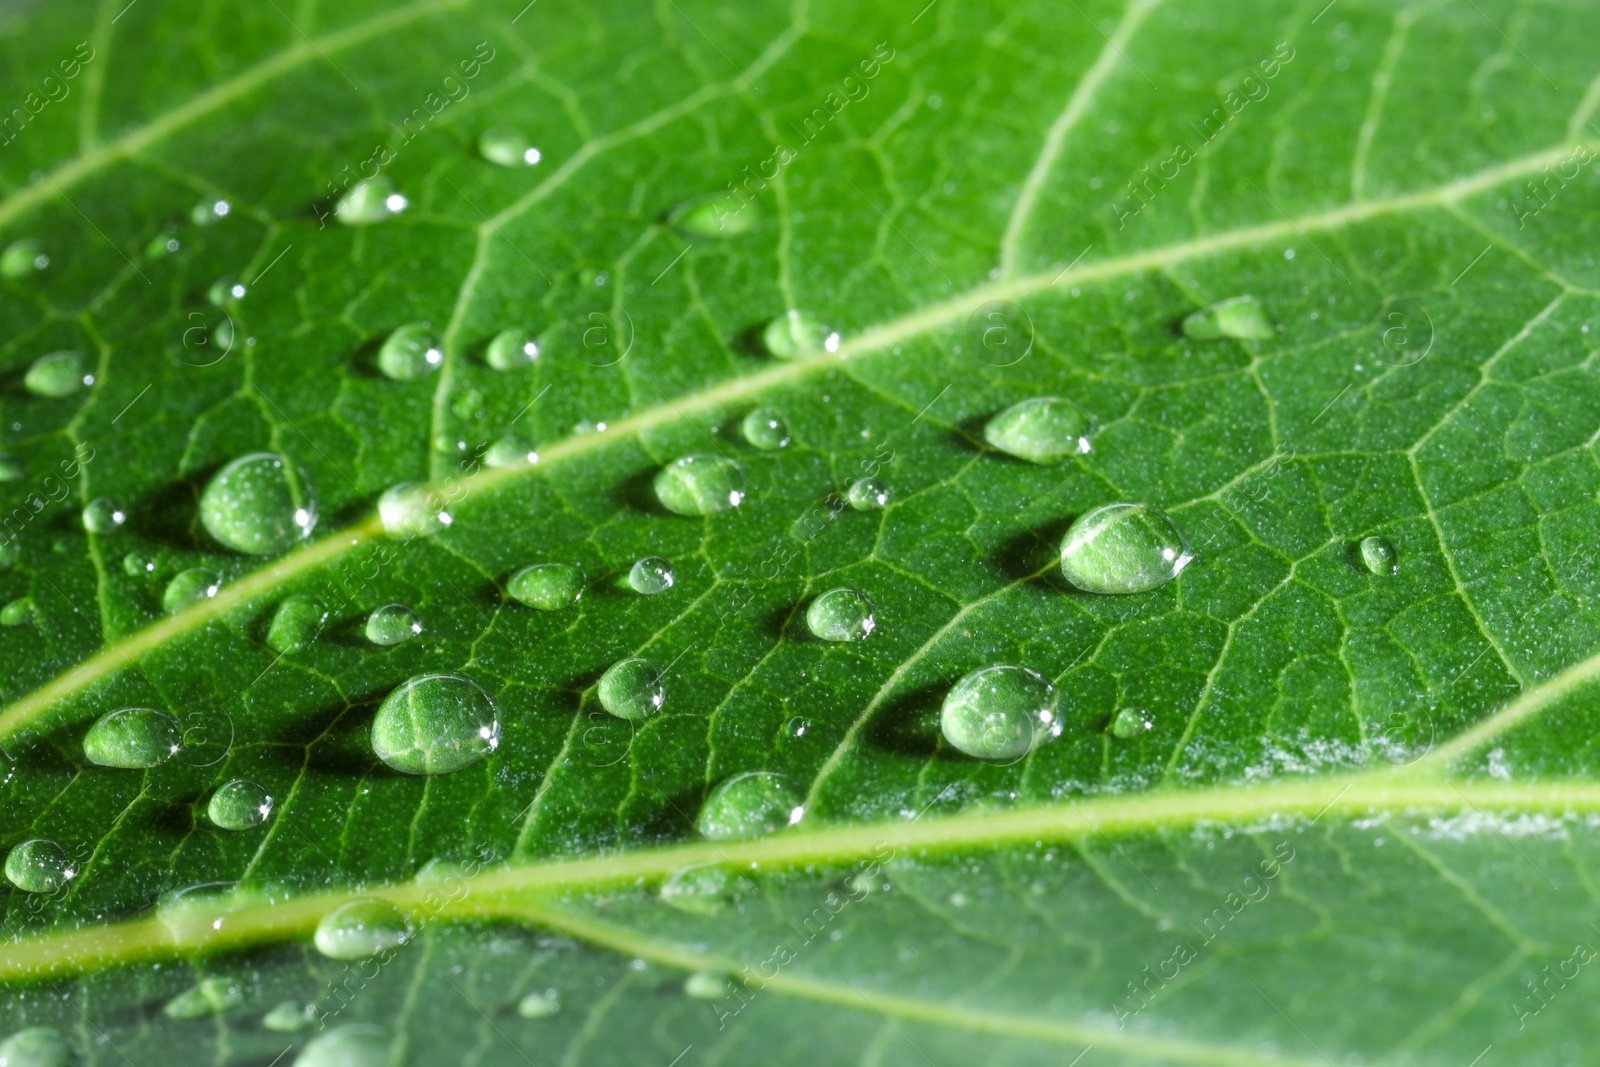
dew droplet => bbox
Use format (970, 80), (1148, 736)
(846, 476), (889, 510)
(0, 1028), (72, 1067)
(292, 1024), (390, 1067)
(939, 665), (1059, 761)
(162, 976), (246, 1019)
(24, 351), (87, 398)
(983, 397), (1093, 464)
(200, 452), (318, 555)
(1059, 503), (1191, 594)
(1358, 535), (1398, 576)
(0, 239), (47, 279)
(628, 556), (674, 594)
(478, 126), (542, 167)
(207, 779), (274, 830)
(597, 658), (664, 720)
(806, 588), (876, 642)
(762, 310), (839, 359)
(660, 863), (745, 915)
(783, 715), (808, 738)
(740, 407), (790, 451)
(262, 1001), (319, 1033)
(1110, 707), (1153, 739)
(653, 454), (746, 515)
(371, 673), (500, 775)
(313, 900), (412, 960)
(0, 540), (18, 572)
(267, 594), (327, 654)
(83, 707), (182, 768)
(3, 839), (74, 893)
(121, 551), (153, 577)
(697, 771), (803, 841)
(484, 434), (538, 468)
(378, 482), (452, 538)
(377, 322), (443, 381)
(365, 603), (422, 646)
(517, 991), (560, 1019)
(335, 178), (407, 225)
(1182, 295), (1275, 340)
(191, 198), (230, 226)
(80, 497), (125, 534)
(506, 563), (583, 611)
(206, 276), (246, 306)
(0, 597), (34, 627)
(0, 454), (22, 482)
(162, 567), (221, 613)
(484, 326), (539, 370)
(684, 971), (732, 999)
(145, 233), (180, 258)
(670, 192), (757, 236)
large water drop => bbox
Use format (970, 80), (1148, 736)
(208, 779), (274, 830)
(24, 351), (88, 398)
(628, 556), (674, 594)
(654, 454), (746, 515)
(939, 665), (1059, 761)
(508, 563), (583, 610)
(1358, 535), (1398, 576)
(378, 482), (452, 538)
(1059, 503), (1191, 594)
(805, 588), (876, 642)
(378, 322), (443, 381)
(162, 567), (221, 613)
(83, 707), (182, 768)
(740, 407), (790, 451)
(3, 840), (74, 894)
(597, 658), (664, 720)
(313, 901), (412, 960)
(371, 673), (500, 775)
(478, 126), (542, 167)
(366, 603), (422, 645)
(696, 771), (803, 841)
(292, 1025), (390, 1067)
(200, 452), (318, 554)
(267, 594), (327, 654)
(983, 397), (1092, 464)
(335, 178), (407, 225)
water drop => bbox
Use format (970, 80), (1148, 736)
(0, 1029), (72, 1067)
(517, 991), (560, 1019)
(1059, 503), (1192, 594)
(0, 540), (17, 571)
(162, 567), (221, 613)
(313, 900), (412, 960)
(1110, 707), (1154, 739)
(292, 1024), (390, 1067)
(191, 198), (230, 225)
(413, 857), (472, 883)
(207, 779), (274, 830)
(762, 310), (839, 359)
(80, 497), (125, 534)
(628, 556), (674, 594)
(378, 322), (443, 380)
(121, 551), (154, 577)
(684, 971), (732, 999)
(484, 326), (539, 370)
(24, 351), (87, 398)
(267, 594), (327, 654)
(262, 1001), (320, 1032)
(378, 482), (452, 538)
(660, 863), (745, 915)
(200, 452), (318, 554)
(1181, 295), (1275, 340)
(145, 233), (180, 258)
(451, 388), (485, 421)
(4, 839), (74, 893)
(484, 434), (538, 468)
(983, 397), (1092, 463)
(670, 192), (756, 236)
(478, 126), (542, 167)
(206, 276), (246, 305)
(696, 771), (803, 840)
(783, 715), (808, 738)
(83, 707), (182, 768)
(653, 454), (746, 515)
(162, 976), (246, 1018)
(939, 665), (1059, 761)
(846, 476), (889, 510)
(1358, 535), (1398, 576)
(335, 178), (407, 225)
(597, 658), (664, 720)
(740, 407), (790, 450)
(806, 588), (876, 642)
(365, 603), (422, 646)
(371, 673), (500, 775)
(0, 597), (33, 626)
(0, 239), (47, 279)
(0, 454), (22, 481)
(497, 564), (581, 613)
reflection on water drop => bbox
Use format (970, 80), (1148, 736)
(0, 597), (33, 626)
(1059, 503), (1191, 594)
(335, 178), (407, 225)
(762, 310), (839, 359)
(83, 707), (182, 768)
(206, 276), (245, 306)
(1182, 295), (1275, 340)
(628, 556), (674, 594)
(371, 673), (500, 775)
(684, 971), (733, 999)
(597, 658), (664, 721)
(983, 397), (1092, 464)
(162, 567), (221, 613)
(485, 327), (539, 369)
(805, 588), (876, 642)
(783, 715), (808, 738)
(654, 454), (746, 515)
(4, 839), (74, 893)
(200, 452), (318, 555)
(313, 900), (413, 960)
(697, 771), (803, 841)
(939, 665), (1059, 761)
(191, 199), (230, 226)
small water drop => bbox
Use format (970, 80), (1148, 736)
(206, 276), (246, 305)
(451, 388), (485, 421)
(1357, 535), (1398, 575)
(24, 351), (87, 398)
(684, 971), (732, 999)
(1059, 503), (1191, 594)
(0, 454), (22, 482)
(162, 976), (246, 1019)
(371, 673), (500, 775)
(292, 1024), (390, 1067)
(740, 407), (790, 450)
(478, 126), (542, 167)
(145, 233), (180, 258)
(939, 665), (1059, 761)
(806, 588), (876, 642)
(628, 556), (674, 594)
(80, 497), (125, 534)
(335, 178), (407, 225)
(484, 326), (539, 370)
(262, 1000), (319, 1033)
(200, 452), (318, 555)
(517, 990), (560, 1019)
(653, 454), (746, 515)
(597, 658), (664, 720)
(122, 551), (155, 577)
(313, 900), (412, 960)
(207, 779), (274, 830)
(1110, 707), (1154, 739)
(0, 1028), (72, 1067)
(670, 192), (757, 236)
(484, 434), (538, 468)
(507, 563), (583, 610)
(378, 322), (443, 381)
(163, 567), (221, 613)
(378, 482), (452, 538)
(267, 594), (327, 654)
(83, 707), (182, 768)
(983, 397), (1093, 463)
(191, 198), (230, 226)
(1182, 295), (1275, 340)
(660, 863), (745, 915)
(846, 476), (889, 510)
(697, 771), (803, 841)
(783, 715), (808, 738)
(365, 603), (422, 645)
(0, 597), (34, 626)
(762, 310), (839, 359)
(4, 839), (74, 893)
(0, 239), (47, 279)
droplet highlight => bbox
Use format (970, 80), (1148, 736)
(660, 863), (745, 915)
(696, 771), (803, 841)
(200, 452), (318, 555)
(83, 707), (182, 768)
(371, 673), (500, 775)
(313, 899), (412, 959)
(0, 597), (33, 627)
(654, 454), (746, 515)
(597, 658), (664, 720)
(670, 192), (756, 236)
(484, 434), (538, 468)
(1059, 503), (1191, 594)
(939, 665), (1059, 761)
(292, 1025), (390, 1067)
(1, 239), (47, 279)
(484, 326), (539, 370)
(517, 991), (560, 1019)
(0, 1028), (72, 1067)
(983, 397), (1092, 464)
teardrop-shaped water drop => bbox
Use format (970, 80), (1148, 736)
(653, 454), (746, 515)
(371, 673), (500, 775)
(597, 658), (664, 720)
(1, 239), (47, 279)
(507, 563), (583, 610)
(0, 454), (22, 482)
(762, 310), (839, 359)
(684, 971), (732, 999)
(697, 771), (803, 841)
(81, 497), (125, 534)
(206, 276), (246, 306)
(846, 476), (889, 510)
(191, 198), (230, 226)
(378, 322), (442, 381)
(0, 597), (33, 626)
(983, 397), (1092, 464)
(163, 567), (221, 613)
(292, 1024), (390, 1067)
(200, 452), (318, 555)
(208, 779), (274, 830)
(740, 407), (790, 451)
(517, 990), (560, 1018)
(162, 976), (246, 1019)
(1110, 707), (1153, 739)
(24, 351), (87, 398)
(365, 603), (421, 645)
(806, 588), (876, 642)
(1358, 535), (1398, 576)
(1059, 503), (1191, 594)
(484, 326), (539, 370)
(335, 178), (407, 225)
(313, 900), (411, 960)
(83, 707), (182, 768)
(660, 863), (745, 915)
(628, 556), (674, 594)
(4, 839), (75, 893)
(378, 482), (452, 538)
(478, 126), (541, 167)
(267, 594), (327, 654)
(1182, 295), (1274, 340)
(0, 1028), (72, 1067)
(484, 434), (538, 468)
(670, 192), (756, 236)
(262, 1001), (319, 1033)
(939, 665), (1059, 761)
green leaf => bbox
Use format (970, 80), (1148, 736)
(0, 0), (1598, 1063)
